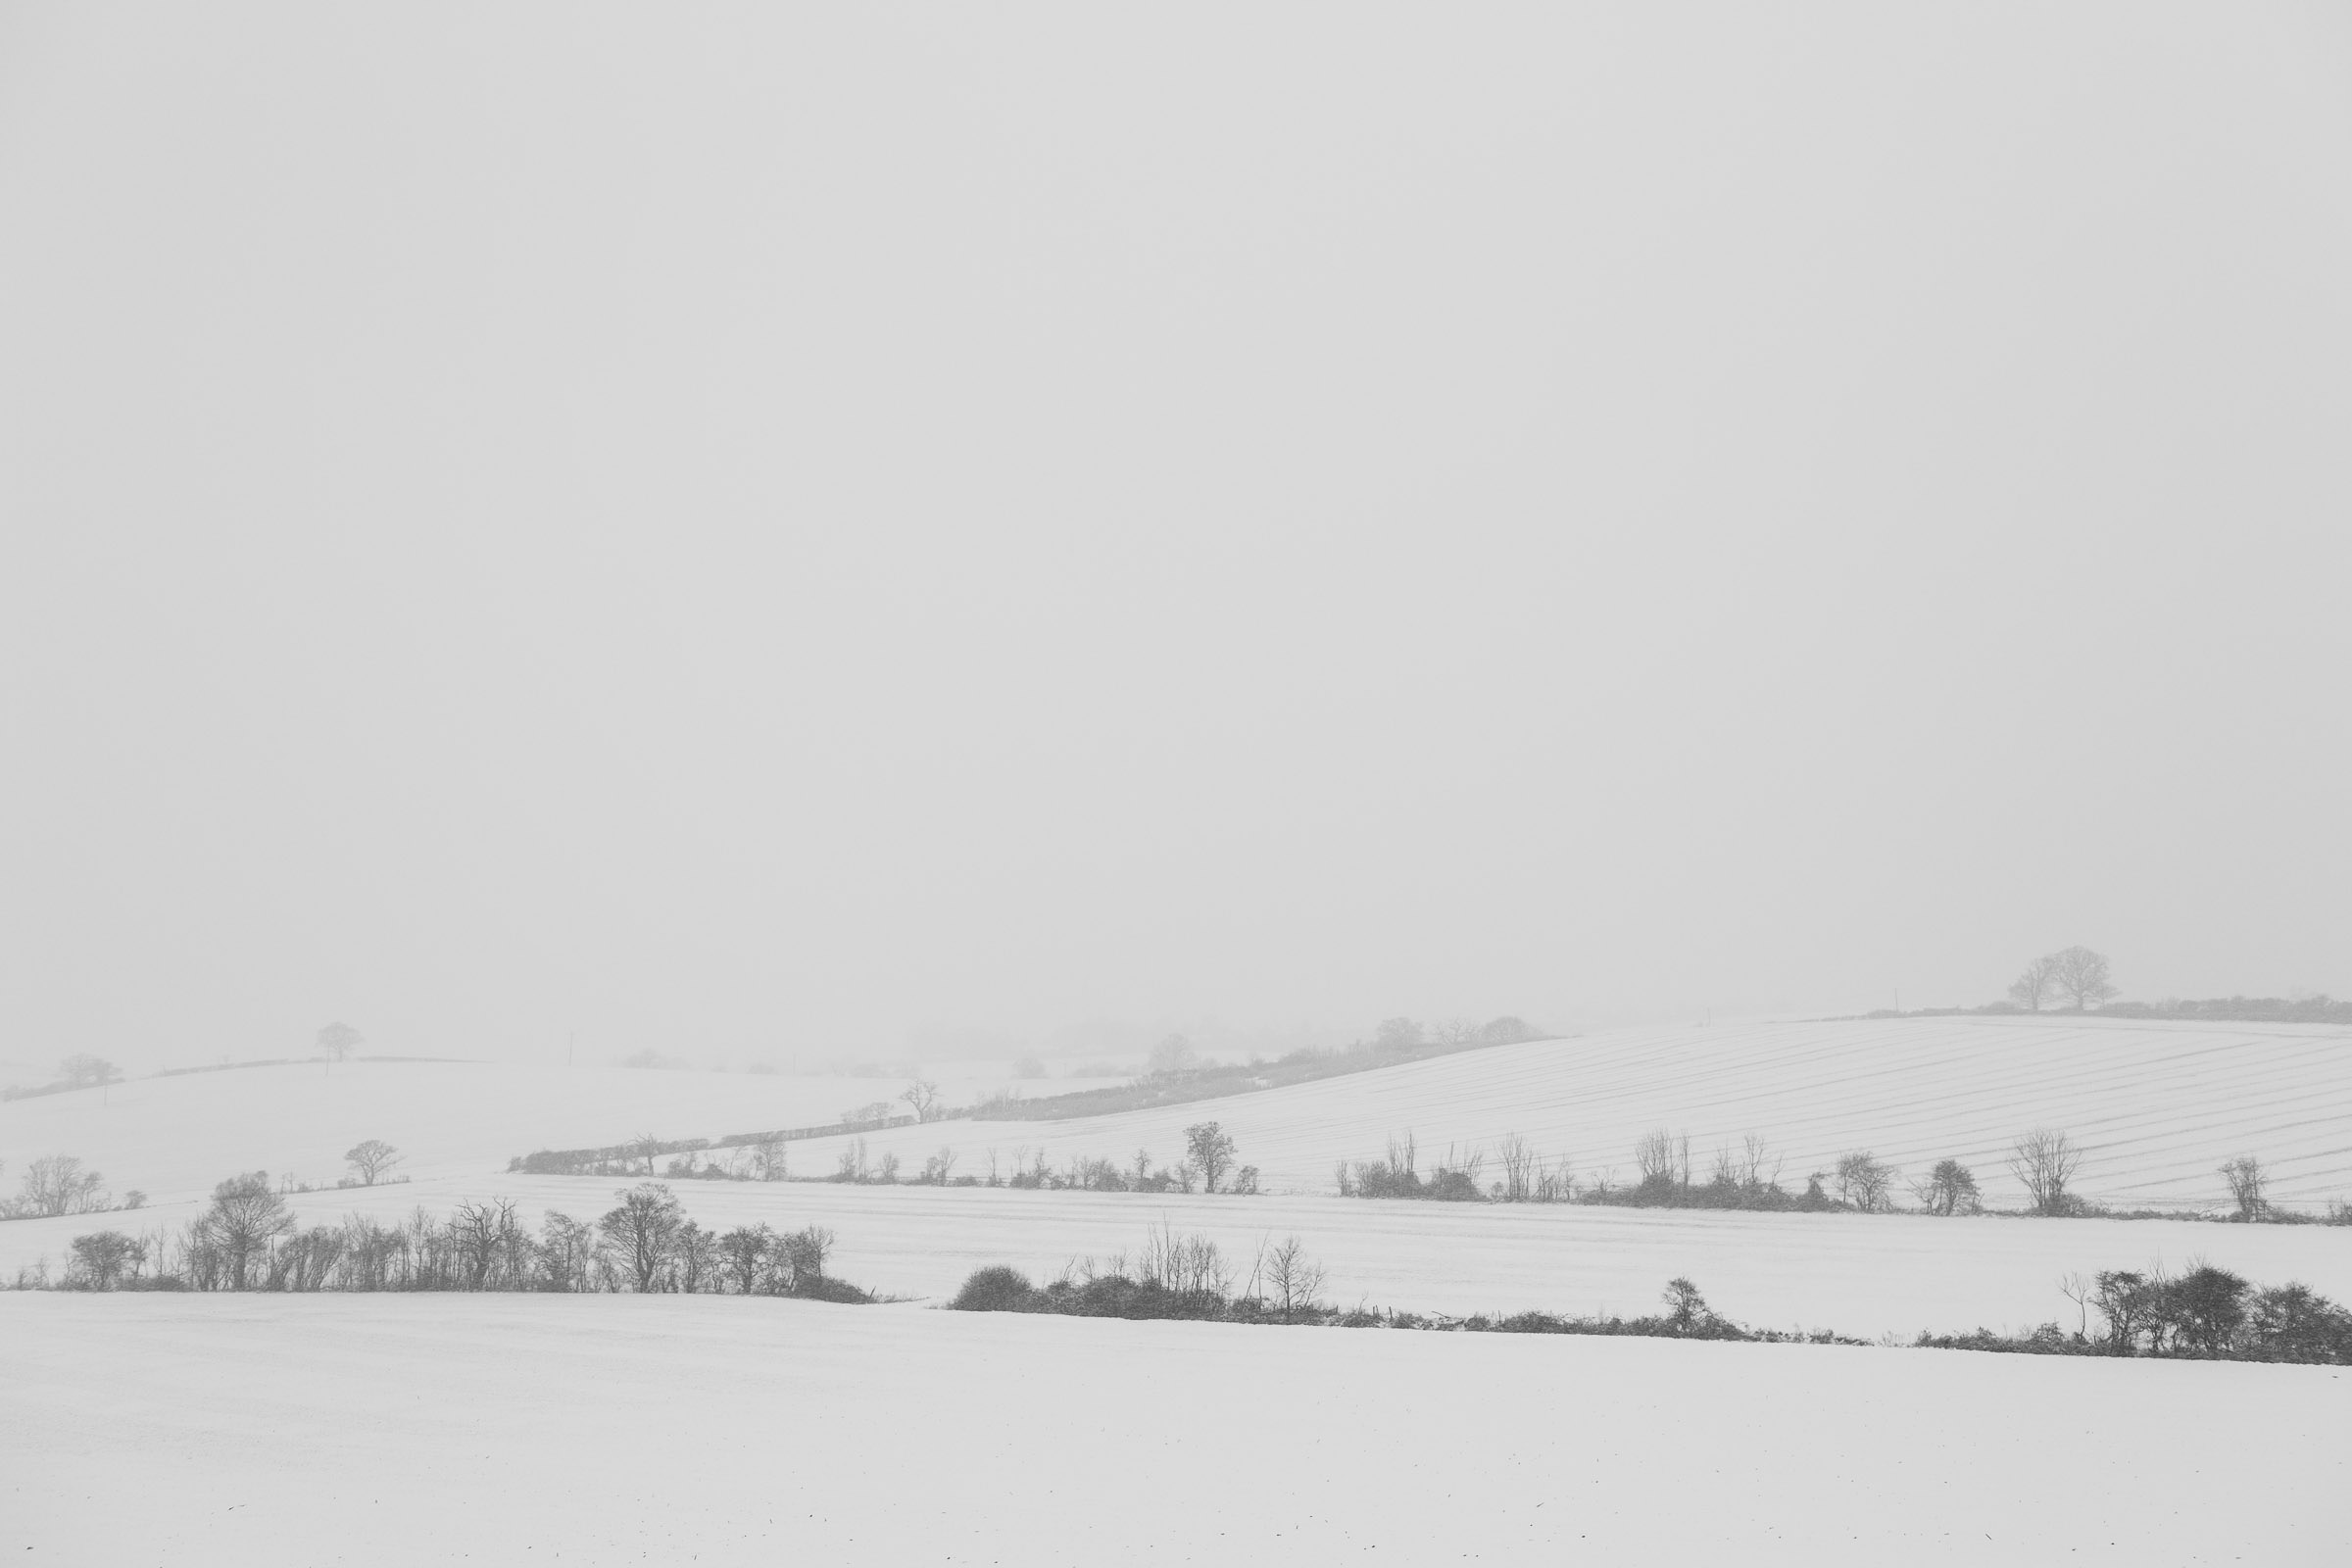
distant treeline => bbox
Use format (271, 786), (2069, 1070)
(971, 1020), (1548, 1124)
(508, 1113), (917, 1177)
(1830, 994), (2352, 1026)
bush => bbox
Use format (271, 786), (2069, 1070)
(950, 1265), (1038, 1312)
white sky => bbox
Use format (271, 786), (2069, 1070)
(4, 5), (2349, 1071)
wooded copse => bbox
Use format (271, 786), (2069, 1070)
(19, 1174), (869, 1299)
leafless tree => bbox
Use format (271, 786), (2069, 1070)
(2057, 1271), (2094, 1339)
(193, 1171), (294, 1289)
(1740, 1135), (1781, 1189)
(920, 1147), (958, 1185)
(718, 1223), (775, 1293)
(316, 1022), (365, 1061)
(674, 1221), (719, 1293)
(1833, 1151), (1896, 1211)
(1373, 1017), (1427, 1052)
(1261, 1235), (1326, 1320)
(10, 1154), (111, 1218)
(1137, 1221), (1229, 1295)
(836, 1137), (869, 1182)
(781, 1223), (834, 1283)
(2049, 946), (2118, 1011)
(1147, 1034), (1198, 1074)
(1185, 1122), (1238, 1194)
(2010, 1128), (2084, 1215)
(626, 1133), (663, 1176)
(875, 1151), (902, 1183)
(68, 1231), (146, 1290)
(902, 1077), (944, 1123)
(537, 1211), (603, 1292)
(1477, 1015), (1544, 1046)
(1913, 1157), (1980, 1216)
(1661, 1276), (1709, 1331)
(1433, 1017), (1482, 1051)
(58, 1054), (121, 1089)
(344, 1140), (403, 1186)
(1496, 1135), (1536, 1200)
(1633, 1128), (1682, 1186)
(2006, 954), (2061, 1012)
(1535, 1153), (1575, 1201)
(449, 1199), (521, 1289)
(599, 1182), (685, 1291)
(2220, 1155), (2269, 1221)
(745, 1134), (788, 1182)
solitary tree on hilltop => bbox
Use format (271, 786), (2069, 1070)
(2049, 947), (2118, 1011)
(317, 1022), (365, 1061)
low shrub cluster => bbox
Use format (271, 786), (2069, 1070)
(19, 1174), (873, 1301)
(949, 1239), (1857, 1344)
(1920, 1264), (2352, 1363)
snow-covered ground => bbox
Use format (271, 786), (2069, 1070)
(0, 1057), (1072, 1205)
(785, 1013), (2352, 1208)
(4, 1293), (2345, 1566)
(10, 1179), (2352, 1341)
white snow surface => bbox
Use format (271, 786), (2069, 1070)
(787, 1013), (2352, 1207)
(5, 1293), (2346, 1565)
(0, 1057), (1062, 1205)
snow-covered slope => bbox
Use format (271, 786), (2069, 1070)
(0, 1058), (1045, 1205)
(787, 1014), (2352, 1208)
(6, 1295), (2346, 1566)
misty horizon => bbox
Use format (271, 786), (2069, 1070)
(6, 6), (2348, 1076)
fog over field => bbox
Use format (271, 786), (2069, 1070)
(6, 4), (2352, 1564)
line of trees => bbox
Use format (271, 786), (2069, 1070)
(24, 1173), (866, 1300)
(1333, 1127), (2098, 1216)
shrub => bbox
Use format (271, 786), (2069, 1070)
(950, 1265), (1039, 1312)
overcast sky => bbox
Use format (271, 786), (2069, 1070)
(4, 5), (2349, 1072)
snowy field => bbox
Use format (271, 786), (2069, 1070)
(10, 1180), (2352, 1341)
(4, 1293), (2345, 1566)
(0, 1057), (1070, 1205)
(781, 1014), (2352, 1209)
(9, 1016), (2349, 1218)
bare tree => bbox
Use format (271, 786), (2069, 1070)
(1833, 1152), (1896, 1212)
(2058, 1271), (2094, 1338)
(718, 1224), (775, 1293)
(1372, 1017), (1426, 1052)
(746, 1134), (788, 1182)
(1633, 1129), (1682, 1187)
(920, 1147), (958, 1185)
(2220, 1155), (2269, 1221)
(1495, 1135), (1536, 1200)
(192, 1171), (294, 1289)
(781, 1223), (835, 1284)
(2048, 947), (2118, 1011)
(58, 1054), (121, 1089)
(1477, 1015), (1544, 1046)
(598, 1182), (685, 1291)
(10, 1154), (111, 1218)
(344, 1140), (403, 1186)
(1913, 1157), (1980, 1216)
(1261, 1235), (1327, 1321)
(449, 1199), (522, 1289)
(316, 1022), (365, 1061)
(674, 1221), (719, 1293)
(2006, 955), (2061, 1012)
(1661, 1276), (1709, 1332)
(901, 1077), (944, 1123)
(1184, 1122), (1238, 1194)
(2009, 1128), (2084, 1215)
(68, 1231), (146, 1290)
(1433, 1017), (1482, 1051)
(1147, 1035), (1198, 1075)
